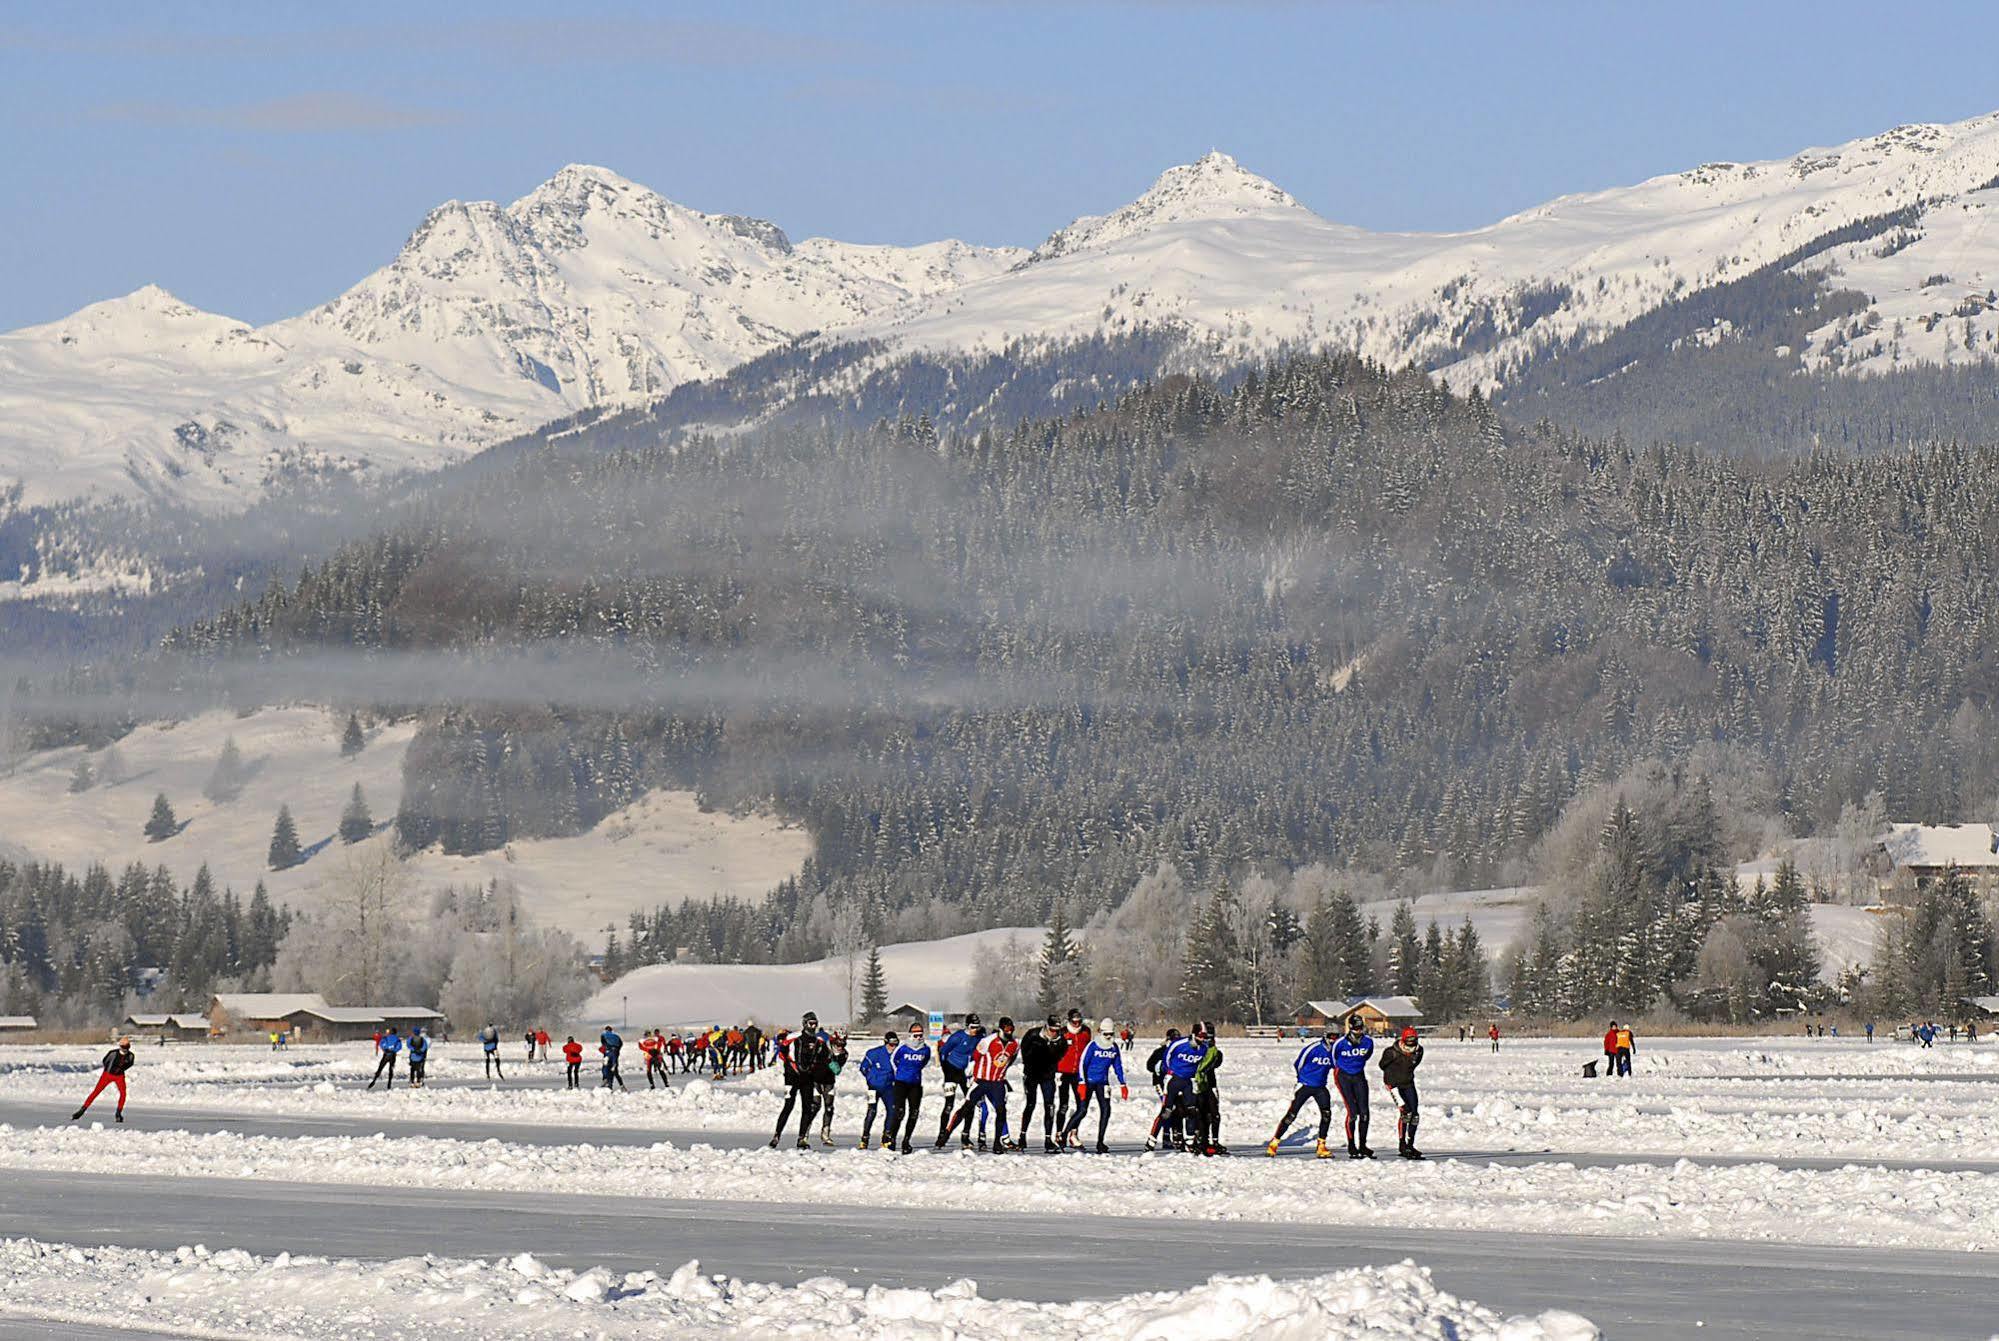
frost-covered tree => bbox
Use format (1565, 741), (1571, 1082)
(143, 793), (178, 843)
(268, 804), (302, 870)
(339, 783), (373, 844)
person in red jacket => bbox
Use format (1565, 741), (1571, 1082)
(1055, 1008), (1091, 1133)
(561, 1036), (584, 1089)
(535, 1028), (551, 1061)
(1602, 1021), (1619, 1079)
(72, 1038), (135, 1122)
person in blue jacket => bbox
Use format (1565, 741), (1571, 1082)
(1266, 1025), (1338, 1157)
(405, 1027), (430, 1088)
(1144, 1024), (1206, 1150)
(1333, 1013), (1375, 1158)
(599, 1026), (627, 1090)
(886, 1023), (932, 1153)
(1061, 1018), (1129, 1153)
(367, 1026), (402, 1090)
(934, 1015), (980, 1149)
(857, 1030), (898, 1149)
(480, 1022), (504, 1080)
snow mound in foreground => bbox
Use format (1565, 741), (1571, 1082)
(0, 1238), (1596, 1340)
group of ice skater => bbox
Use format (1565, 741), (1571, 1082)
(766, 1007), (1426, 1159)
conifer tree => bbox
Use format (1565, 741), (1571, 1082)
(205, 736), (247, 803)
(143, 793), (178, 843)
(96, 744), (127, 786)
(859, 945), (889, 1024)
(268, 804), (302, 870)
(1037, 902), (1078, 1015)
(339, 783), (374, 844)
(340, 712), (366, 758)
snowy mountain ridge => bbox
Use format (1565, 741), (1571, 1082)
(11, 111), (1999, 520)
(0, 165), (1021, 515)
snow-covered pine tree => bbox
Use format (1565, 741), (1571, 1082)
(268, 804), (302, 870)
(204, 736), (247, 803)
(1037, 902), (1078, 1015)
(143, 793), (178, 842)
(859, 945), (889, 1024)
(339, 783), (373, 844)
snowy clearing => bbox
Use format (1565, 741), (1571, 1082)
(0, 706), (810, 943)
(0, 1238), (1595, 1341)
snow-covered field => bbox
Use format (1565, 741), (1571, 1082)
(9, 1036), (1999, 1160)
(7, 1033), (1999, 1335)
(5, 1037), (1999, 1250)
(0, 706), (810, 943)
(0, 1239), (1595, 1341)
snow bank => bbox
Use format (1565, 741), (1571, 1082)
(8, 1120), (1999, 1254)
(0, 1238), (1596, 1340)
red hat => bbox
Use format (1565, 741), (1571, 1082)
(1399, 1026), (1419, 1043)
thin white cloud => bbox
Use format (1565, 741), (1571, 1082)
(89, 92), (461, 134)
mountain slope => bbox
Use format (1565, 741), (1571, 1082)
(13, 112), (1999, 520)
(865, 117), (1999, 387)
(0, 167), (1019, 513)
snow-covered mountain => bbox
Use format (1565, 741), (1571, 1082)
(12, 112), (1999, 518)
(0, 166), (1020, 513)
(869, 116), (1999, 387)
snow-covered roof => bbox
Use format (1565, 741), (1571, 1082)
(172, 1015), (210, 1030)
(301, 1007), (391, 1024)
(0, 1016), (37, 1029)
(1349, 996), (1424, 1020)
(1966, 996), (1999, 1014)
(375, 1006), (446, 1019)
(124, 1014), (172, 1027)
(1878, 823), (1999, 869)
(211, 993), (329, 1019)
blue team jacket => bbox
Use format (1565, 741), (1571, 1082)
(1162, 1036), (1205, 1079)
(859, 1044), (894, 1092)
(1333, 1034), (1374, 1074)
(938, 1028), (977, 1071)
(1079, 1040), (1127, 1085)
(1293, 1039), (1336, 1086)
(600, 1029), (622, 1057)
(378, 1034), (402, 1055)
(891, 1041), (932, 1084)
(407, 1034), (428, 1059)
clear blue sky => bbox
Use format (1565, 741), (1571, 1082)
(5, 1), (1998, 329)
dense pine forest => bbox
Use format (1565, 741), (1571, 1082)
(76, 348), (1989, 1012)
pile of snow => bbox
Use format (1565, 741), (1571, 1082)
(585, 926), (1052, 1028)
(0, 1238), (1596, 1341)
(0, 706), (809, 944)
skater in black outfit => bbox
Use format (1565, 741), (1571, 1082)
(770, 1011), (830, 1149)
(1018, 1017), (1063, 1152)
(1379, 1025), (1425, 1158)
